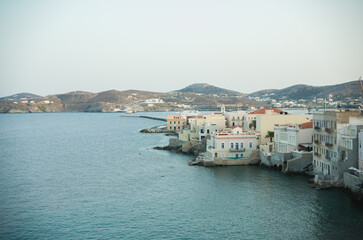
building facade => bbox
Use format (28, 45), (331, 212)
(255, 110), (310, 145)
(313, 110), (363, 183)
(225, 111), (247, 128)
(167, 115), (186, 132)
(359, 130), (363, 171)
(206, 127), (260, 161)
(274, 121), (313, 153)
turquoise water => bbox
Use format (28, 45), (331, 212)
(1, 112), (363, 239)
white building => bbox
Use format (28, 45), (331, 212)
(143, 98), (164, 104)
(206, 127), (260, 161)
(274, 121), (313, 153)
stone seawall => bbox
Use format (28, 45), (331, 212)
(344, 172), (363, 199)
(285, 152), (313, 173)
(121, 115), (167, 122)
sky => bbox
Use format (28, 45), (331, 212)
(0, 0), (362, 97)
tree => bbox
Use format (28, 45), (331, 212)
(249, 120), (256, 130)
(265, 131), (274, 142)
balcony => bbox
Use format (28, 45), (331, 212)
(229, 148), (245, 152)
(325, 128), (333, 134)
(314, 126), (321, 131)
(325, 155), (331, 160)
(325, 143), (333, 148)
(314, 152), (321, 157)
(314, 140), (320, 145)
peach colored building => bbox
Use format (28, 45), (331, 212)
(167, 115), (186, 132)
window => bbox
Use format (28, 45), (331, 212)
(241, 142), (244, 148)
(280, 133), (287, 141)
(235, 143), (239, 150)
(207, 129), (210, 134)
(231, 143), (234, 149)
(249, 142), (253, 148)
(221, 143), (225, 149)
(215, 153), (218, 157)
(170, 121), (172, 124)
(240, 154), (243, 157)
(178, 121), (180, 124)
(200, 129), (204, 134)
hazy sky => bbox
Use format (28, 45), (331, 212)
(1, 0), (362, 96)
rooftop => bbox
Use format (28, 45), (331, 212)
(249, 108), (285, 115)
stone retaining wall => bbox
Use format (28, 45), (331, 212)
(285, 152), (312, 173)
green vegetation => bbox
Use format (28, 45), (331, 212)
(249, 120), (256, 130)
(38, 105), (47, 112)
(265, 131), (274, 142)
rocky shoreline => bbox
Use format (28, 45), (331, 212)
(149, 129), (363, 201)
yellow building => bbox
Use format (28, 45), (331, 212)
(248, 108), (310, 144)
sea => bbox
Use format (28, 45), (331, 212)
(1, 112), (363, 239)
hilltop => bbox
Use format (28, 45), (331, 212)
(176, 83), (244, 97)
(0, 93), (42, 101)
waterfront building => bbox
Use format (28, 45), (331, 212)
(274, 121), (313, 153)
(178, 111), (226, 141)
(263, 121), (314, 172)
(206, 127), (260, 161)
(313, 110), (363, 185)
(167, 115), (187, 132)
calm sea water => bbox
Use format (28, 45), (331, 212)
(1, 112), (363, 240)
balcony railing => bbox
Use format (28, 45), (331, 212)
(325, 143), (333, 148)
(314, 152), (321, 157)
(229, 148), (246, 152)
(325, 155), (331, 160)
(314, 126), (321, 131)
(314, 140), (320, 144)
(325, 128), (333, 133)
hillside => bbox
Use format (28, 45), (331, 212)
(247, 80), (362, 100)
(0, 86), (262, 113)
(176, 83), (244, 96)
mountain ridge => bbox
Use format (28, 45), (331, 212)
(247, 80), (362, 100)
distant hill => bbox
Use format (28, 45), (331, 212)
(247, 80), (362, 100)
(0, 92), (42, 101)
(176, 83), (243, 96)
(0, 86), (263, 113)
